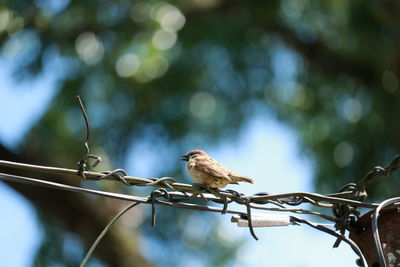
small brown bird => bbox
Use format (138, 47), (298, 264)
(181, 150), (254, 189)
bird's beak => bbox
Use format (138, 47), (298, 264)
(181, 154), (189, 161)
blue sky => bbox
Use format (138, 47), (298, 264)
(0, 65), (358, 266)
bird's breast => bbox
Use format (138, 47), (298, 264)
(186, 161), (208, 183)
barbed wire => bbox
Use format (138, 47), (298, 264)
(0, 159), (382, 207)
(1, 97), (399, 267)
(0, 170), (370, 267)
(356, 154), (400, 195)
(1, 152), (400, 267)
(0, 155), (399, 222)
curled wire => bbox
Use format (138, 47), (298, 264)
(371, 196), (400, 267)
(98, 169), (129, 185)
(149, 188), (171, 226)
(144, 177), (176, 190)
(356, 154), (400, 194)
(76, 95), (102, 178)
(245, 201), (258, 240)
(234, 196), (259, 241)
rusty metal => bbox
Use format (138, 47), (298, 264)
(350, 208), (400, 267)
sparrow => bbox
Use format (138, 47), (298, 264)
(181, 150), (254, 189)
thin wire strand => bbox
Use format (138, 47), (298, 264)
(76, 95), (90, 146)
(76, 95), (102, 174)
(80, 202), (141, 267)
(290, 216), (367, 267)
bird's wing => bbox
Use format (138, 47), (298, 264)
(193, 157), (232, 181)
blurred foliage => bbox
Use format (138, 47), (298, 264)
(1, 0), (400, 266)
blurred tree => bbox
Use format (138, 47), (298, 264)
(0, 0), (399, 266)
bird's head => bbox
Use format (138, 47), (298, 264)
(181, 150), (207, 161)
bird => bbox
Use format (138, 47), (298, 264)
(181, 150), (254, 189)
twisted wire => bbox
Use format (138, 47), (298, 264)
(1, 153), (400, 267)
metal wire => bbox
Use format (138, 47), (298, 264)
(0, 172), (248, 216)
(290, 216), (367, 267)
(1, 153), (400, 266)
(0, 160), (381, 209)
(356, 154), (400, 194)
(76, 95), (102, 177)
(371, 196), (400, 267)
(80, 202), (141, 267)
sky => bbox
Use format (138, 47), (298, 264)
(0, 65), (358, 266)
(207, 118), (358, 267)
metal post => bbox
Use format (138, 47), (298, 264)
(349, 208), (400, 267)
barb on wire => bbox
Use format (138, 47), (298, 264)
(149, 188), (171, 226)
(76, 95), (102, 177)
(355, 154), (400, 195)
(220, 196), (229, 214)
(245, 199), (258, 240)
(98, 169), (129, 185)
(332, 204), (360, 248)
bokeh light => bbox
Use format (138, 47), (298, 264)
(189, 92), (217, 118)
(75, 32), (104, 65)
(116, 53), (141, 78)
(334, 141), (354, 168)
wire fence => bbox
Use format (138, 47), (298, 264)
(1, 153), (399, 267)
(0, 96), (399, 267)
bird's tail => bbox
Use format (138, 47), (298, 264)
(229, 173), (254, 184)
